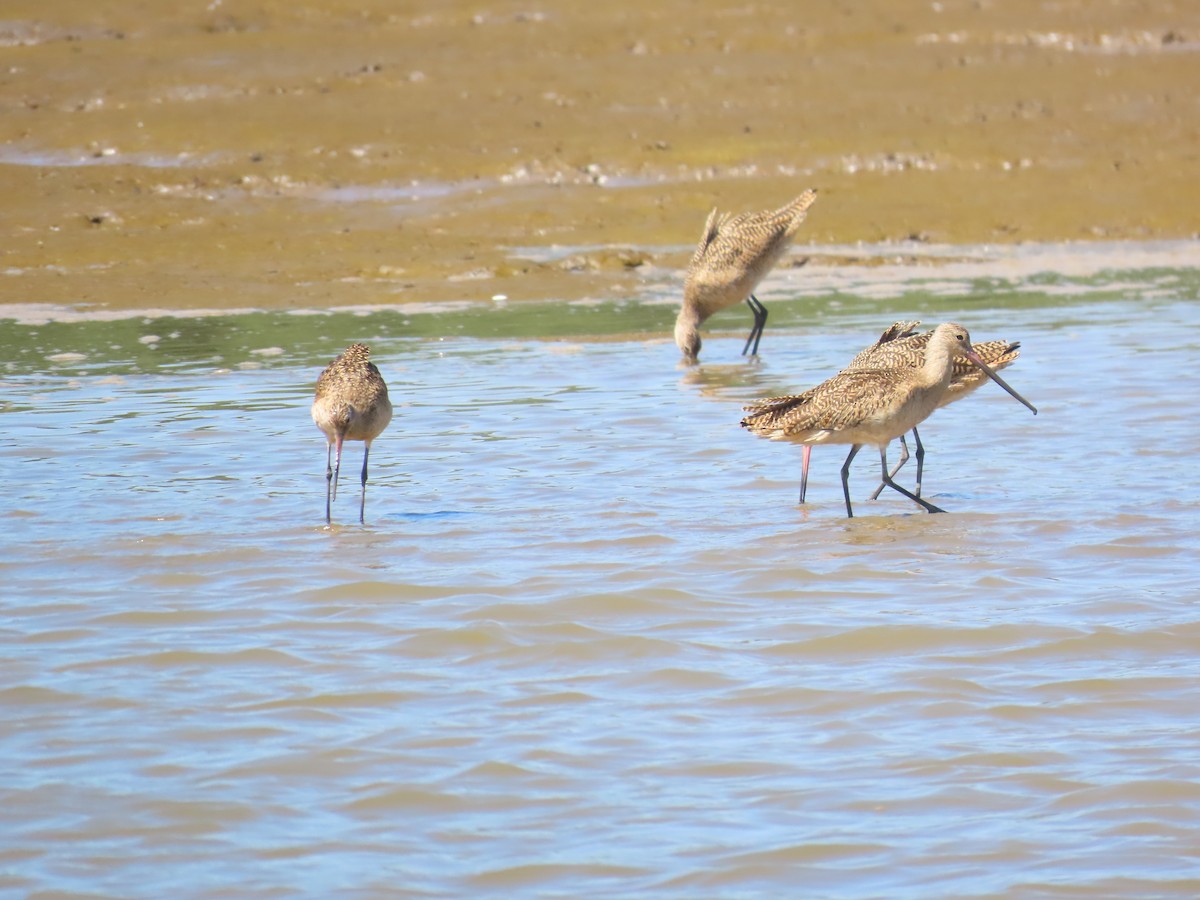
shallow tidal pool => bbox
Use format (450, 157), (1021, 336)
(3, 243), (1200, 897)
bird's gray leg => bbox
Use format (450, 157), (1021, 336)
(911, 427), (925, 498)
(359, 443), (370, 525)
(742, 294), (768, 356)
(331, 434), (343, 503)
(840, 444), (863, 518)
(877, 444), (944, 514)
(869, 434), (911, 501)
(799, 444), (812, 504)
(324, 442), (334, 524)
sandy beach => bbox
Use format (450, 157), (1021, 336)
(2, 0), (1197, 311)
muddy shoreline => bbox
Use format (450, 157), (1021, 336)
(2, 0), (1198, 311)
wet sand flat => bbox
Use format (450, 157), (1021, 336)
(2, 0), (1198, 311)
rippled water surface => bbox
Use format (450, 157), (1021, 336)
(4, 249), (1200, 897)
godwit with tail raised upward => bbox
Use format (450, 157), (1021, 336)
(741, 323), (1036, 517)
(676, 189), (817, 362)
(794, 321), (1023, 503)
(312, 343), (393, 525)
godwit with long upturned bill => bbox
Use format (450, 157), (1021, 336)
(741, 322), (1036, 517)
(795, 321), (1023, 502)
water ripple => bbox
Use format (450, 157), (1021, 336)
(2, 285), (1200, 896)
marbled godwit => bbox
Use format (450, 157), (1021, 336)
(741, 322), (1036, 517)
(676, 189), (818, 362)
(311, 343), (393, 525)
(795, 321), (1023, 502)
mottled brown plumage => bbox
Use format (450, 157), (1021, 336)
(311, 343), (393, 525)
(741, 323), (1036, 517)
(811, 321), (1022, 501)
(847, 321), (1022, 409)
(676, 189), (818, 361)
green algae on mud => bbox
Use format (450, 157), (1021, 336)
(5, 244), (1196, 380)
(2, 0), (1198, 313)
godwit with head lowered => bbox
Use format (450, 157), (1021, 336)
(741, 323), (1036, 517)
(795, 321), (1023, 503)
(676, 189), (818, 362)
(312, 343), (393, 525)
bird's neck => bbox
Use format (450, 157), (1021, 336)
(920, 339), (959, 391)
(674, 307), (703, 359)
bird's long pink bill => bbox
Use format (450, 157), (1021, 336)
(965, 350), (1037, 414)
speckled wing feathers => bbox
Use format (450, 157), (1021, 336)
(688, 207), (728, 271)
(312, 343), (392, 442)
(942, 340), (1020, 403)
(847, 323), (1021, 391)
(742, 368), (917, 439)
(848, 321), (923, 367)
(684, 190), (818, 303)
(741, 323), (1022, 439)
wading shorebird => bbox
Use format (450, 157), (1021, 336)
(311, 343), (393, 525)
(676, 188), (818, 362)
(795, 321), (1023, 503)
(741, 322), (1036, 517)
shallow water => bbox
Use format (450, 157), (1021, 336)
(4, 249), (1200, 897)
